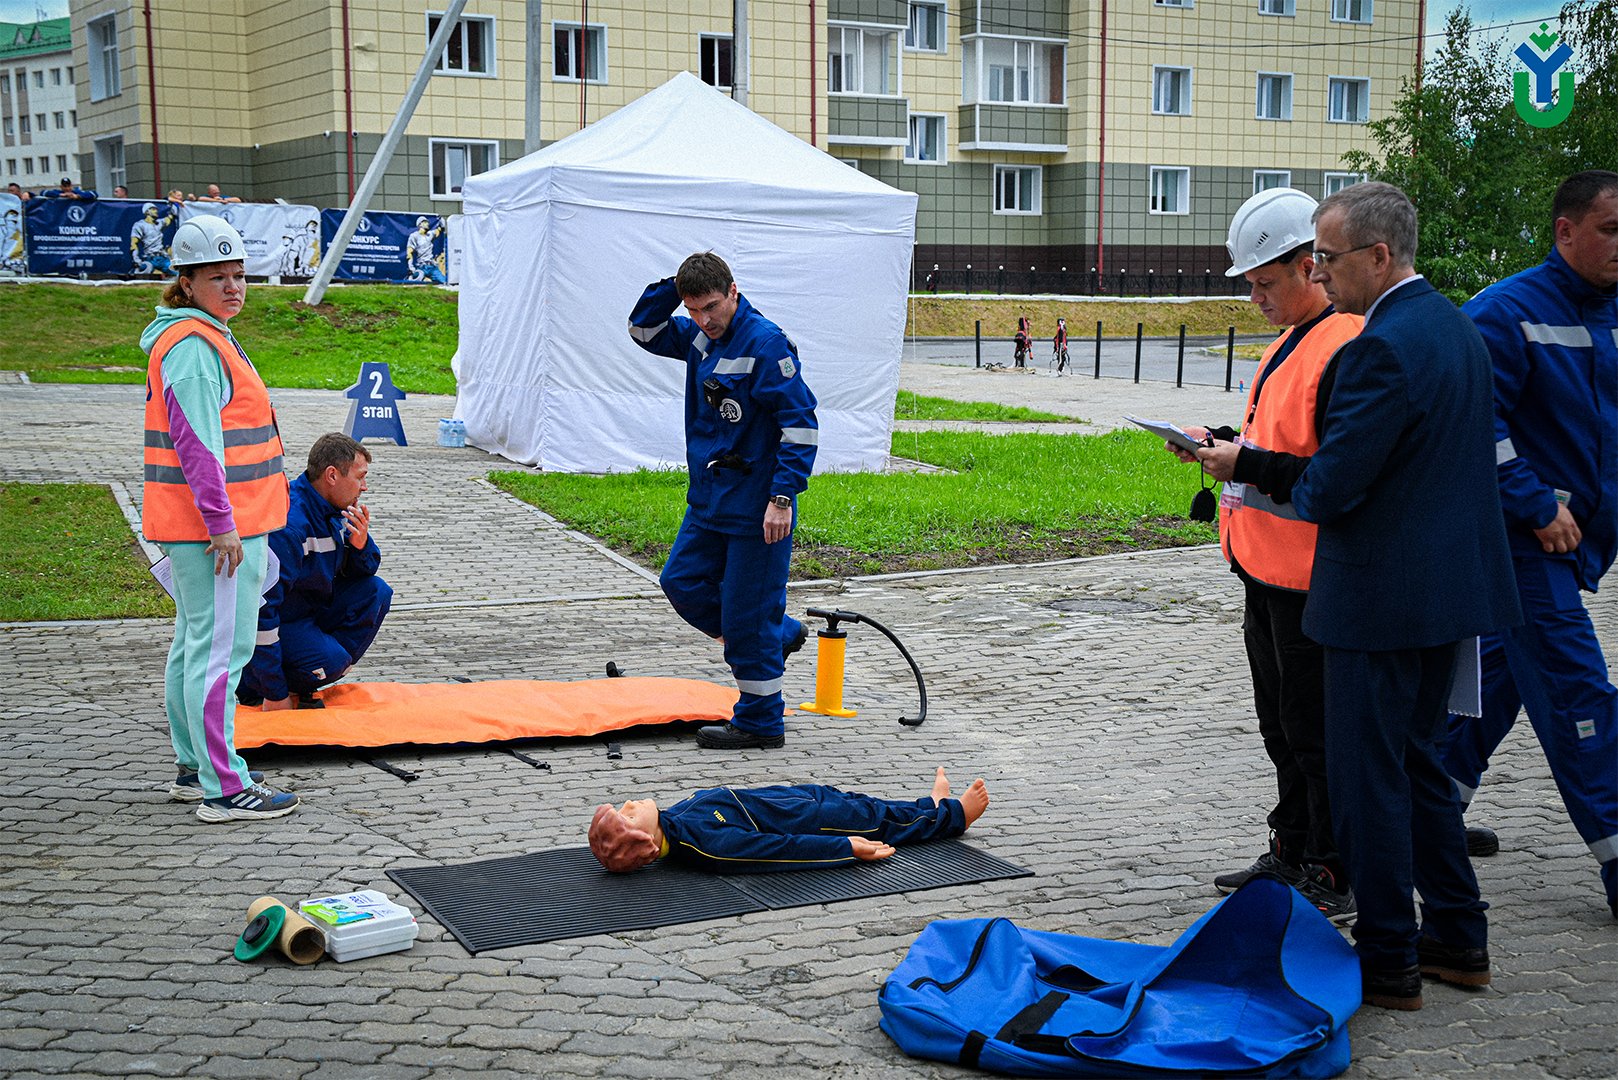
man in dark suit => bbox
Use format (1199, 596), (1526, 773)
(1197, 182), (1520, 1010)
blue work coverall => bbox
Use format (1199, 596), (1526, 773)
(658, 784), (966, 872)
(238, 472), (392, 704)
(1446, 246), (1618, 914)
(628, 278), (819, 737)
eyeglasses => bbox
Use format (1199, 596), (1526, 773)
(1310, 243), (1378, 266)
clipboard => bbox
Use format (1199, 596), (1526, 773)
(1125, 415), (1206, 455)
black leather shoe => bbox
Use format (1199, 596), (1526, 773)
(1417, 935), (1491, 987)
(1466, 825), (1500, 857)
(783, 624), (810, 660)
(695, 723), (785, 750)
(1362, 963), (1424, 1010)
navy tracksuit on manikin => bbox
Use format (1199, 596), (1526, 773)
(657, 784), (966, 873)
(238, 472), (392, 704)
(628, 278), (819, 737)
(1445, 247), (1618, 914)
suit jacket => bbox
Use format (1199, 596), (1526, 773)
(1288, 278), (1520, 651)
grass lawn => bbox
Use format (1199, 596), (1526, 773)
(0, 482), (174, 621)
(905, 296), (1271, 339)
(490, 428), (1214, 579)
(0, 283), (461, 395)
(894, 390), (1078, 423)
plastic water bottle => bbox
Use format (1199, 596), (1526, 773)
(437, 418), (466, 448)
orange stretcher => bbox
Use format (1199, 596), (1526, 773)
(233, 677), (738, 750)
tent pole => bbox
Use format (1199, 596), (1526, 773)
(303, 0), (469, 305)
(732, 0), (748, 107)
(525, 0), (544, 154)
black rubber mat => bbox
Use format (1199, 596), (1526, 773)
(725, 839), (1032, 909)
(388, 847), (764, 954)
(388, 840), (1032, 954)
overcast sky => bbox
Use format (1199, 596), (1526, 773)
(0, 0), (1572, 61)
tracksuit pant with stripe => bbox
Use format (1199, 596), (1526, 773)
(162, 536), (266, 799)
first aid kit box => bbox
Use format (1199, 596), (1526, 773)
(298, 889), (418, 963)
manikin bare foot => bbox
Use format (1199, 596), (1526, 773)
(931, 768), (990, 829)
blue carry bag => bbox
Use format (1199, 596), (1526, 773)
(879, 876), (1360, 1077)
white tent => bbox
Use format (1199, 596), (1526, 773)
(452, 72), (919, 474)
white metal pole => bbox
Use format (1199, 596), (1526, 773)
(733, 0), (748, 106)
(525, 0), (544, 154)
(304, 0), (470, 305)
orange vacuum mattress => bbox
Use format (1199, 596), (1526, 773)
(234, 677), (738, 750)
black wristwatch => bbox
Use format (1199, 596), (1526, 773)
(770, 494), (792, 509)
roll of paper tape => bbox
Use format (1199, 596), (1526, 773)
(246, 895), (325, 965)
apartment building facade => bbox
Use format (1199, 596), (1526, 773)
(2, 18), (80, 191)
(67, 1), (1417, 281)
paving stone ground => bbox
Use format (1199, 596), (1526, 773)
(1, 375), (1613, 1080)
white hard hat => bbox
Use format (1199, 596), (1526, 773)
(171, 214), (246, 267)
(1225, 187), (1317, 277)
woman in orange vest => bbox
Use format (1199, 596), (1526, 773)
(141, 215), (296, 823)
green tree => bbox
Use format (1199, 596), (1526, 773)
(1343, 9), (1562, 301)
(1554, 0), (1618, 173)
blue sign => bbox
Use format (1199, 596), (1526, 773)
(343, 362), (409, 446)
(320, 209), (447, 284)
(25, 197), (181, 277)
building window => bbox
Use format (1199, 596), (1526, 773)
(1155, 0), (1193, 8)
(1258, 0), (1295, 13)
(1256, 73), (1293, 120)
(88, 15), (120, 101)
(23, 158), (32, 175)
(428, 12), (494, 76)
(18, 116), (29, 135)
(829, 25), (898, 95)
(96, 137), (125, 194)
(1, 74), (9, 93)
(5, 160), (14, 175)
(38, 156), (48, 173)
(553, 23), (606, 82)
(2, 118), (11, 139)
(993, 164), (1041, 215)
(430, 138), (498, 199)
(32, 71), (43, 89)
(963, 37), (1064, 105)
(1324, 172), (1365, 196)
(1328, 77), (1370, 122)
(1332, 0), (1372, 23)
(34, 114), (45, 133)
(1150, 166), (1190, 214)
(53, 111), (64, 130)
(1254, 170), (1292, 193)
(56, 154), (66, 172)
(1152, 66), (1191, 115)
(66, 66), (73, 84)
(70, 110), (77, 125)
(906, 2), (945, 52)
(906, 113), (945, 163)
(51, 67), (62, 85)
(700, 34), (733, 91)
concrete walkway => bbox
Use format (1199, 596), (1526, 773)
(0, 376), (1612, 1080)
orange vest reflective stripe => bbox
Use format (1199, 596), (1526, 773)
(1219, 311), (1363, 591)
(142, 319), (289, 542)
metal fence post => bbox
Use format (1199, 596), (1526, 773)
(1134, 322), (1143, 383)
(1175, 324), (1186, 388)
(974, 320), (981, 368)
(1225, 326), (1236, 392)
(1093, 320), (1102, 379)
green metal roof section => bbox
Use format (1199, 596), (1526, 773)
(0, 17), (72, 61)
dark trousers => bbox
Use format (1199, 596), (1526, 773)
(1325, 644), (1487, 969)
(239, 575), (392, 700)
(1243, 578), (1337, 873)
(660, 513), (801, 737)
(1443, 557), (1618, 908)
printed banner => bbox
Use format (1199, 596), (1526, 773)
(178, 202), (320, 279)
(320, 209), (447, 284)
(0, 193), (22, 276)
(446, 213), (464, 286)
(24, 197), (182, 277)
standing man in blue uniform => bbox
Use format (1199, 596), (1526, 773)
(237, 432), (393, 710)
(1198, 183), (1520, 1010)
(628, 252), (819, 750)
(1444, 170), (1618, 920)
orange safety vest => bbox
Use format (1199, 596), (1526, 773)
(1219, 311), (1362, 592)
(142, 318), (289, 542)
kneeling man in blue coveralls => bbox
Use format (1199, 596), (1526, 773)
(629, 252), (819, 750)
(238, 432), (393, 710)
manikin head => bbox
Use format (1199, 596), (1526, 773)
(588, 800), (661, 872)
